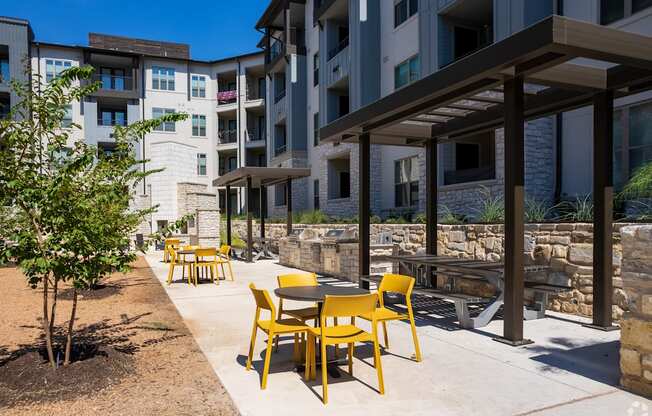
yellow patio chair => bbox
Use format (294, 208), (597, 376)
(246, 283), (311, 390)
(217, 244), (235, 281)
(166, 246), (194, 286)
(357, 273), (422, 362)
(163, 238), (180, 263)
(193, 247), (220, 285)
(275, 273), (319, 352)
(306, 293), (384, 404)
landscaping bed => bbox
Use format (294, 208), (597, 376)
(0, 257), (238, 416)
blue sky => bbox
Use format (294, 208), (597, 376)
(2, 0), (270, 60)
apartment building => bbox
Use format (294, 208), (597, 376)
(256, 0), (652, 219)
(0, 18), (266, 232)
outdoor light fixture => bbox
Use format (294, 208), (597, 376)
(291, 53), (297, 83)
(360, 0), (367, 22)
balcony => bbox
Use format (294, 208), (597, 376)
(274, 144), (287, 157)
(217, 90), (238, 106)
(328, 36), (349, 61)
(218, 129), (238, 144)
(274, 89), (286, 104)
(97, 114), (127, 127)
(93, 73), (134, 91)
(325, 42), (350, 87)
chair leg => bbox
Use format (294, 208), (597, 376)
(220, 263), (227, 281)
(227, 260), (234, 281)
(333, 317), (339, 359)
(261, 333), (274, 390)
(409, 314), (422, 362)
(348, 343), (354, 376)
(166, 264), (174, 285)
(382, 321), (389, 349)
(373, 333), (385, 395)
(293, 333), (299, 363)
(246, 322), (258, 371)
(321, 336), (328, 404)
(304, 334), (312, 380)
(274, 302), (284, 353)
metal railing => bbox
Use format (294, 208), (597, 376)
(217, 89), (237, 105)
(246, 130), (266, 142)
(328, 36), (349, 61)
(246, 82), (265, 101)
(97, 116), (127, 126)
(92, 74), (134, 91)
(218, 129), (238, 144)
(274, 143), (287, 157)
(274, 89), (286, 104)
(269, 40), (284, 62)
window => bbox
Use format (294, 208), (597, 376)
(100, 67), (126, 90)
(394, 156), (419, 208)
(62, 104), (73, 128)
(197, 153), (207, 176)
(614, 101), (652, 189)
(0, 46), (9, 83)
(275, 183), (287, 206)
(394, 55), (420, 89)
(0, 93), (9, 119)
(313, 52), (319, 86)
(192, 114), (206, 136)
(444, 132), (496, 185)
(601, 0), (652, 24)
(327, 157), (351, 199)
(152, 66), (175, 91)
(152, 107), (176, 132)
(45, 59), (72, 83)
(191, 75), (206, 98)
(394, 0), (418, 28)
(313, 112), (320, 146)
(314, 180), (320, 210)
(98, 107), (126, 126)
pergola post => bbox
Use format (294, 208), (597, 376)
(225, 185), (232, 247)
(586, 91), (618, 331)
(286, 179), (292, 236)
(359, 133), (371, 287)
(260, 186), (266, 239)
(496, 76), (532, 346)
(426, 139), (438, 287)
(246, 176), (253, 263)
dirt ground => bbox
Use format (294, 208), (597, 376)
(0, 257), (239, 416)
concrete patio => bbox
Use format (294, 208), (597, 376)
(144, 252), (651, 416)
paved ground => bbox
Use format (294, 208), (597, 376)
(144, 252), (651, 416)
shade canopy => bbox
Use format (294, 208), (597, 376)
(320, 15), (652, 146)
(212, 167), (311, 188)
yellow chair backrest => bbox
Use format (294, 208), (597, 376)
(195, 247), (217, 258)
(378, 274), (415, 297)
(182, 245), (200, 251)
(321, 293), (378, 318)
(165, 238), (180, 246)
(277, 273), (318, 288)
(249, 283), (276, 314)
(219, 245), (231, 257)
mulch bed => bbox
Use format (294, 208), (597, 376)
(0, 257), (239, 416)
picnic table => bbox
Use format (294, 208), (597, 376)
(360, 254), (569, 329)
(238, 237), (277, 261)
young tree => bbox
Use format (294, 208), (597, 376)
(0, 65), (187, 367)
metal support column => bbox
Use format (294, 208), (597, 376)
(586, 91), (619, 331)
(246, 177), (253, 263)
(260, 186), (266, 240)
(359, 133), (371, 288)
(225, 185), (232, 247)
(495, 76), (532, 346)
(286, 179), (293, 236)
(425, 139), (438, 287)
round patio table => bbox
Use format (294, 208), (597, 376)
(274, 285), (369, 377)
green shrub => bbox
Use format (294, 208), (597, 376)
(439, 205), (466, 225)
(556, 194), (593, 222)
(474, 186), (504, 223)
(525, 198), (553, 223)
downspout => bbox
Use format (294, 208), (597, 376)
(141, 56), (147, 194)
(237, 58), (243, 213)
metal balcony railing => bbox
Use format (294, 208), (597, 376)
(97, 116), (127, 126)
(269, 40), (284, 62)
(246, 83), (265, 101)
(274, 90), (286, 104)
(92, 74), (134, 91)
(218, 129), (238, 144)
(274, 144), (287, 157)
(217, 90), (237, 105)
(246, 130), (266, 142)
(328, 36), (349, 61)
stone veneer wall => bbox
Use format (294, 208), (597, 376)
(232, 220), (635, 320)
(619, 225), (652, 397)
(177, 182), (220, 247)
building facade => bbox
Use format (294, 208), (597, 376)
(0, 19), (266, 232)
(256, 0), (652, 220)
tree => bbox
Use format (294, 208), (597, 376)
(0, 65), (187, 367)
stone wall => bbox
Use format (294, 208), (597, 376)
(177, 182), (220, 247)
(619, 225), (652, 397)
(232, 220), (635, 320)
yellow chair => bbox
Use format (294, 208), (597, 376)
(358, 273), (422, 362)
(306, 293), (384, 404)
(217, 244), (235, 281)
(193, 247), (220, 285)
(163, 238), (180, 263)
(166, 246), (194, 285)
(275, 273), (320, 352)
(246, 283), (310, 390)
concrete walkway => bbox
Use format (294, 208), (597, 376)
(144, 253), (651, 416)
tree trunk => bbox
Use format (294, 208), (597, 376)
(42, 274), (55, 368)
(63, 288), (78, 366)
(49, 277), (58, 337)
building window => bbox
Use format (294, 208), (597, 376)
(0, 46), (9, 83)
(394, 0), (418, 28)
(601, 0), (652, 24)
(313, 112), (320, 146)
(152, 66), (175, 91)
(394, 156), (419, 208)
(443, 131), (496, 185)
(192, 114), (207, 136)
(314, 180), (320, 210)
(275, 183), (287, 207)
(98, 107), (126, 126)
(0, 93), (9, 119)
(197, 153), (207, 176)
(191, 75), (206, 98)
(394, 55), (420, 89)
(614, 101), (652, 189)
(45, 59), (72, 83)
(327, 157), (351, 199)
(313, 52), (319, 86)
(152, 107), (176, 132)
(62, 104), (73, 128)
(100, 67), (127, 90)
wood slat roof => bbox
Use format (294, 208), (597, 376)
(212, 167), (311, 188)
(319, 15), (652, 146)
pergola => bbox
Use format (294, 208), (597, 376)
(320, 16), (652, 345)
(212, 167), (311, 262)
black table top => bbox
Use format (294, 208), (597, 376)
(274, 285), (368, 302)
